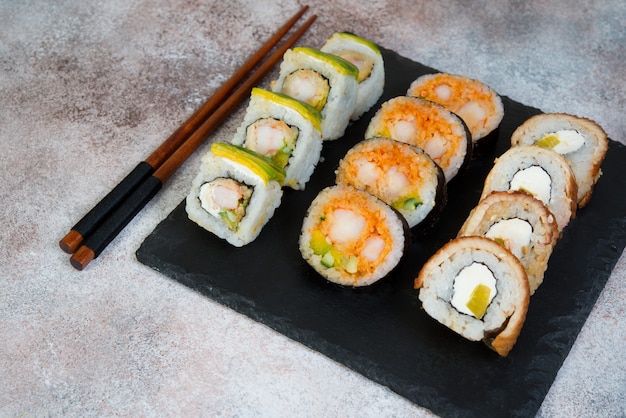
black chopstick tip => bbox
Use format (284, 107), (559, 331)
(59, 230), (83, 254)
(70, 246), (95, 271)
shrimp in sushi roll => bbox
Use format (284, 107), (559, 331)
(186, 143), (285, 247)
(407, 73), (504, 154)
(321, 32), (385, 120)
(232, 87), (323, 190)
(299, 185), (409, 287)
(365, 96), (472, 182)
(335, 137), (446, 230)
(272, 47), (359, 140)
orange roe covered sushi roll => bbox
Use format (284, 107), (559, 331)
(407, 73), (504, 154)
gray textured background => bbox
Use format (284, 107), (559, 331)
(1, 1), (624, 416)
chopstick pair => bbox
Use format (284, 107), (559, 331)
(60, 6), (317, 270)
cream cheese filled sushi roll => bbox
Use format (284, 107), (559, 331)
(232, 87), (323, 191)
(407, 73), (504, 154)
(335, 137), (446, 230)
(272, 47), (359, 140)
(510, 113), (608, 208)
(320, 32), (385, 120)
(186, 143), (284, 247)
(458, 191), (559, 294)
(414, 236), (530, 357)
(299, 184), (409, 287)
(481, 146), (577, 233)
(364, 96), (471, 182)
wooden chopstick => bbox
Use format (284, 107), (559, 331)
(69, 13), (317, 270)
(59, 5), (311, 255)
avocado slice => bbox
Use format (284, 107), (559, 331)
(331, 32), (381, 55)
(466, 284), (492, 319)
(251, 87), (322, 133)
(211, 142), (286, 186)
(534, 134), (560, 149)
(292, 47), (360, 79)
(310, 230), (331, 255)
(392, 196), (422, 211)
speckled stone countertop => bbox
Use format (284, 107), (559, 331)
(1, 1), (624, 416)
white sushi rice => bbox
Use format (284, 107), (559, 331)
(185, 151), (283, 247)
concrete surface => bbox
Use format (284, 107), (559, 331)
(1, 0), (624, 416)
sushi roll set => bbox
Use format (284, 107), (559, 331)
(299, 51), (510, 287)
(183, 28), (611, 357)
(299, 134), (449, 286)
(186, 32), (386, 246)
(414, 112), (608, 356)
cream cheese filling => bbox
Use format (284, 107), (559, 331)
(451, 262), (497, 318)
(485, 218), (533, 259)
(509, 165), (551, 205)
(537, 129), (585, 155)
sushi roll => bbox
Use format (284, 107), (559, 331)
(406, 73), (504, 154)
(335, 137), (446, 230)
(299, 184), (409, 287)
(458, 191), (559, 294)
(186, 143), (284, 247)
(320, 32), (385, 120)
(414, 236), (530, 357)
(272, 47), (359, 140)
(510, 113), (608, 208)
(364, 96), (472, 182)
(232, 87), (323, 190)
(481, 146), (577, 232)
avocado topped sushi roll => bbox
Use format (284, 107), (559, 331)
(185, 143), (284, 247)
(272, 47), (359, 141)
(365, 96), (472, 182)
(335, 137), (446, 230)
(321, 32), (385, 120)
(232, 87), (323, 190)
(407, 73), (504, 154)
(299, 185), (409, 287)
(510, 113), (608, 208)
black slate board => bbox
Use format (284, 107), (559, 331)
(136, 48), (626, 417)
